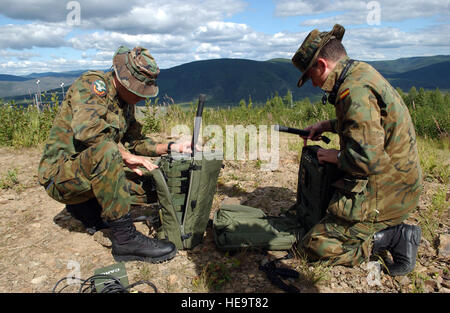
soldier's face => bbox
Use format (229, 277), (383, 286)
(113, 75), (145, 104)
(308, 58), (332, 88)
(120, 89), (145, 105)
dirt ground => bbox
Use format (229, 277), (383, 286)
(0, 135), (449, 294)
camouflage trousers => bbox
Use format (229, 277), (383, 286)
(297, 172), (420, 267)
(299, 214), (402, 266)
(45, 141), (156, 220)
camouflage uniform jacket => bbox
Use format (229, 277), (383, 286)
(38, 70), (158, 187)
(322, 57), (422, 224)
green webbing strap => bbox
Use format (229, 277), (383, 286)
(149, 169), (183, 247)
(171, 195), (186, 207)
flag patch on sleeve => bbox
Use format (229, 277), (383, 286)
(339, 88), (350, 101)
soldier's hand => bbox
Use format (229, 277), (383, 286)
(171, 140), (204, 154)
(317, 148), (339, 164)
(171, 140), (193, 154)
(303, 122), (324, 146)
(123, 153), (158, 176)
(303, 120), (332, 146)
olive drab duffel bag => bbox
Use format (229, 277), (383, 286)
(213, 204), (305, 251)
(150, 151), (223, 250)
(212, 145), (343, 252)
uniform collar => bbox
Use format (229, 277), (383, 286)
(105, 71), (119, 102)
(106, 71), (132, 108)
(321, 56), (350, 93)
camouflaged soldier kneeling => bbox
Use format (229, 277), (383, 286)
(38, 46), (192, 263)
(291, 24), (423, 276)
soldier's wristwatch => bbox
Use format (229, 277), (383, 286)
(167, 141), (175, 154)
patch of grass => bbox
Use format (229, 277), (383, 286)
(192, 254), (241, 291)
(141, 99), (162, 134)
(229, 173), (240, 181)
(292, 248), (331, 287)
(191, 265), (211, 293)
(230, 182), (247, 196)
(0, 98), (59, 148)
(0, 168), (19, 190)
(417, 186), (449, 243)
(254, 159), (263, 170)
(138, 264), (160, 283)
(417, 137), (449, 184)
(408, 271), (428, 293)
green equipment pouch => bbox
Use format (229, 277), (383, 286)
(152, 151), (223, 250)
(213, 204), (305, 251)
(290, 145), (343, 231)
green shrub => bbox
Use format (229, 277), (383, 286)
(0, 87), (448, 148)
(141, 98), (162, 134)
(0, 168), (19, 190)
(402, 87), (449, 139)
(0, 95), (59, 148)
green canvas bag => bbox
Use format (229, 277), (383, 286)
(212, 145), (342, 252)
(146, 94), (223, 250)
(151, 151), (223, 250)
(213, 204), (305, 251)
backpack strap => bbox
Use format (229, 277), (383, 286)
(322, 59), (355, 105)
(259, 253), (300, 293)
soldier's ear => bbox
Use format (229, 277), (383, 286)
(316, 58), (328, 74)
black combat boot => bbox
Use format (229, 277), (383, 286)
(108, 214), (177, 263)
(372, 223), (422, 276)
(66, 198), (109, 235)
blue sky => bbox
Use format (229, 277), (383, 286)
(0, 0), (449, 75)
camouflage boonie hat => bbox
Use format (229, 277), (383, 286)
(292, 24), (345, 87)
(113, 46), (160, 98)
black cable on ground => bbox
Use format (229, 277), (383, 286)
(52, 274), (158, 293)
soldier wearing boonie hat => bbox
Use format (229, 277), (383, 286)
(292, 25), (423, 276)
(113, 45), (160, 98)
(292, 24), (345, 88)
(38, 46), (192, 264)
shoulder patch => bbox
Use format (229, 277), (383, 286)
(91, 80), (107, 97)
(339, 88), (350, 101)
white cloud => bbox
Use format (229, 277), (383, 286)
(196, 43), (221, 53)
(0, 1), (140, 23)
(68, 32), (192, 54)
(0, 0), (247, 34)
(341, 24), (450, 60)
(81, 51), (114, 61)
(89, 0), (246, 34)
(0, 0), (448, 75)
(272, 0), (450, 61)
(66, 25), (296, 68)
(0, 57), (111, 76)
(275, 0), (450, 25)
(194, 22), (250, 42)
(0, 23), (71, 50)
(0, 49), (40, 61)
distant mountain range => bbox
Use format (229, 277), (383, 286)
(1, 55), (449, 106)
